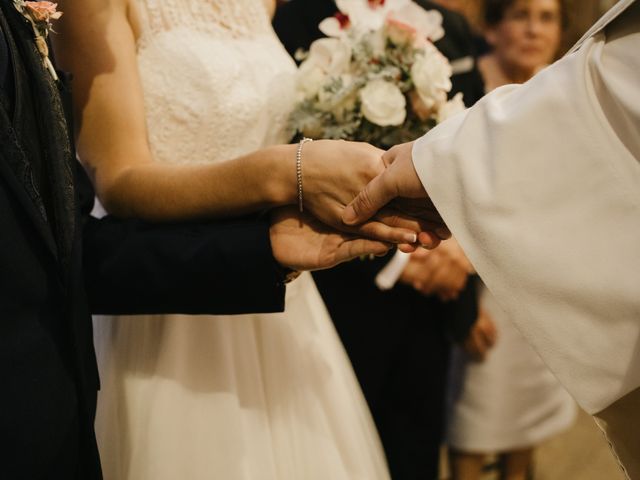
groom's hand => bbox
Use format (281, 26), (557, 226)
(342, 141), (450, 249)
(269, 207), (390, 272)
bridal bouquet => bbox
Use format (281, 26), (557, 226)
(290, 0), (465, 147)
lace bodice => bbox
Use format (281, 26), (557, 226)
(132, 0), (297, 164)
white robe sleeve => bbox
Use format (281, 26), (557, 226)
(412, 1), (640, 414)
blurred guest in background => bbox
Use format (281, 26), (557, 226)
(430, 0), (491, 55)
(478, 0), (568, 88)
(274, 2), (484, 478)
(446, 1), (577, 479)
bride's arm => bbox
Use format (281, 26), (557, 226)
(53, 0), (300, 221)
(53, 0), (428, 245)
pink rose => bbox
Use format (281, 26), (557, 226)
(387, 3), (444, 45)
(24, 2), (62, 23)
(385, 18), (416, 46)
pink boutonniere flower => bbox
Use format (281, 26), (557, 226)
(24, 1), (63, 23)
(13, 0), (63, 81)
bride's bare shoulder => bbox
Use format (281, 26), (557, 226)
(52, 0), (144, 120)
(55, 0), (138, 49)
(56, 0), (132, 34)
(58, 0), (129, 18)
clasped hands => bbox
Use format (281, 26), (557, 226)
(270, 140), (449, 273)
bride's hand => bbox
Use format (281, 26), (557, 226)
(300, 140), (440, 247)
(269, 207), (390, 272)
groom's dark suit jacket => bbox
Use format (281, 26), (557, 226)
(0, 5), (285, 479)
(274, 2), (483, 479)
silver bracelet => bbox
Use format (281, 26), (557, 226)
(296, 137), (313, 212)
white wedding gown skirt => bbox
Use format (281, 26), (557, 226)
(94, 274), (387, 479)
(92, 1), (389, 479)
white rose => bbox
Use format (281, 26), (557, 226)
(411, 46), (452, 109)
(297, 62), (328, 98)
(388, 3), (444, 43)
(297, 38), (352, 98)
(307, 37), (352, 76)
(436, 92), (466, 123)
(359, 79), (407, 127)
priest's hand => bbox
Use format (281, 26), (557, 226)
(301, 139), (433, 246)
(269, 207), (391, 272)
(342, 141), (449, 250)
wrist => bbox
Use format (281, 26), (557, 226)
(273, 260), (302, 284)
(265, 144), (298, 207)
(268, 218), (301, 283)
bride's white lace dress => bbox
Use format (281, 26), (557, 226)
(92, 1), (390, 479)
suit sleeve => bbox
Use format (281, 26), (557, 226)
(77, 165), (286, 316)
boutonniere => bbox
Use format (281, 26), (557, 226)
(13, 1), (63, 81)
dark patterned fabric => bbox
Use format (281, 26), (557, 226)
(0, 17), (12, 111)
(0, 9), (50, 223)
(1, 2), (75, 270)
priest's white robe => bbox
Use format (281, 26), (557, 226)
(412, 0), (640, 476)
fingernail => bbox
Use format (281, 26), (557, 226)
(342, 206), (356, 224)
(404, 232), (417, 244)
(419, 237), (433, 249)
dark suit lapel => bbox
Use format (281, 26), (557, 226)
(0, 2), (76, 269)
(0, 124), (59, 256)
(0, 6), (58, 258)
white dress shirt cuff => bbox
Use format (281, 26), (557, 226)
(375, 250), (410, 290)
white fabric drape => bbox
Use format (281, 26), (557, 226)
(412, 0), (640, 416)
